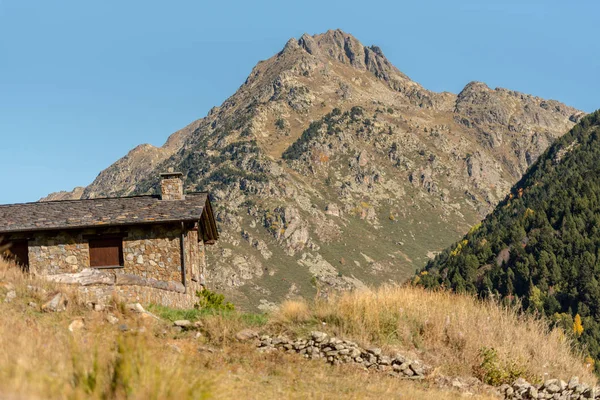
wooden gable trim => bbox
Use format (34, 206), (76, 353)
(199, 196), (219, 244)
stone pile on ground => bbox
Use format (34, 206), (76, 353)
(257, 331), (428, 379)
(256, 331), (600, 399)
(500, 377), (600, 400)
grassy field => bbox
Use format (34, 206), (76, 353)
(0, 257), (593, 399)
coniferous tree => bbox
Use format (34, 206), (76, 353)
(421, 111), (600, 372)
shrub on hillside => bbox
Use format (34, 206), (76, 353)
(195, 288), (234, 312)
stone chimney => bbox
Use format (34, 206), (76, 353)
(160, 172), (185, 200)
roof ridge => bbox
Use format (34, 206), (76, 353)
(0, 192), (209, 208)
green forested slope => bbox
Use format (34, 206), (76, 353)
(421, 110), (600, 369)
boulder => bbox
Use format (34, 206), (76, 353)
(568, 376), (579, 390)
(126, 303), (146, 313)
(68, 319), (85, 332)
(358, 150), (369, 167)
(325, 203), (340, 217)
(543, 379), (560, 394)
(45, 268), (114, 286)
(174, 320), (192, 328)
(4, 290), (16, 303)
(311, 331), (328, 342)
(42, 292), (68, 312)
(367, 347), (382, 356)
(236, 329), (259, 341)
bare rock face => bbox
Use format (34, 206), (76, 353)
(454, 81), (579, 174)
(40, 187), (85, 202)
(48, 30), (582, 310)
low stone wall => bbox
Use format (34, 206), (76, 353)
(500, 377), (599, 400)
(258, 332), (600, 400)
(45, 268), (198, 308)
(78, 283), (197, 309)
(258, 331), (428, 379)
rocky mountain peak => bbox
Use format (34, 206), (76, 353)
(455, 80), (582, 131)
(44, 30), (584, 310)
(456, 81), (491, 99)
(297, 29), (410, 83)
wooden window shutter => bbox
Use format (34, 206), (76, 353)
(89, 237), (123, 267)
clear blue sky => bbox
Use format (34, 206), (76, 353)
(1, 0), (598, 204)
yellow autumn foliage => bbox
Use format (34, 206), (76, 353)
(574, 314), (584, 336)
(450, 239), (469, 257)
(468, 223), (482, 235)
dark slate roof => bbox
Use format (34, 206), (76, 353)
(0, 193), (211, 234)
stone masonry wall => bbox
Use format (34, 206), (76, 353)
(78, 283), (198, 308)
(185, 227), (206, 290)
(29, 231), (90, 275)
(122, 225), (182, 282)
(23, 223), (209, 308)
(160, 176), (185, 201)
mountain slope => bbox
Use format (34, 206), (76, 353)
(422, 110), (600, 370)
(48, 30), (582, 310)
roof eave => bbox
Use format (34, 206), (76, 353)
(0, 217), (204, 236)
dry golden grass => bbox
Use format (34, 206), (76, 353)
(0, 259), (497, 399)
(0, 258), (593, 399)
(288, 285), (595, 384)
(274, 298), (312, 324)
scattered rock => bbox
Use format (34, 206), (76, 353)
(68, 319), (85, 332)
(28, 302), (38, 308)
(358, 150), (369, 167)
(236, 329), (259, 341)
(42, 292), (68, 312)
(126, 303), (146, 313)
(26, 285), (47, 296)
(325, 203), (340, 217)
(198, 345), (216, 354)
(106, 315), (119, 325)
(451, 379), (464, 389)
(140, 311), (160, 321)
(168, 344), (182, 353)
(174, 320), (192, 328)
(4, 290), (16, 303)
(118, 324), (129, 332)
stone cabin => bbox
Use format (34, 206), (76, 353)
(0, 173), (218, 308)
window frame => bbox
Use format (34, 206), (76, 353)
(88, 236), (125, 269)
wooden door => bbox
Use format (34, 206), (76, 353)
(2, 241), (29, 270)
